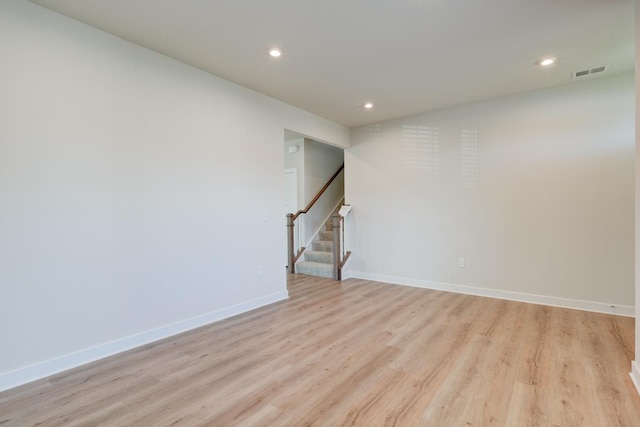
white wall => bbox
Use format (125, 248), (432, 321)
(303, 139), (344, 242)
(347, 72), (635, 314)
(284, 138), (305, 211)
(0, 0), (348, 391)
(303, 139), (345, 204)
(632, 0), (640, 394)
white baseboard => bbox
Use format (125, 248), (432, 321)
(0, 291), (288, 393)
(631, 361), (640, 396)
(348, 271), (634, 317)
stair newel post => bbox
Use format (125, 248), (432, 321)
(287, 213), (295, 274)
(332, 213), (341, 281)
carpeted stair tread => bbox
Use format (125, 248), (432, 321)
(305, 250), (333, 264)
(312, 240), (333, 252)
(294, 211), (341, 279)
(296, 261), (333, 279)
(320, 230), (333, 241)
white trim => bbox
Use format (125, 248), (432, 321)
(631, 361), (640, 396)
(0, 291), (288, 393)
(348, 271), (635, 317)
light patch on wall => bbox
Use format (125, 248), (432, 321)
(402, 125), (440, 179)
(461, 129), (478, 189)
(365, 123), (382, 140)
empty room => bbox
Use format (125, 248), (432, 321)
(1, 0), (639, 425)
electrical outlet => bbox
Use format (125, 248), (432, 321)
(458, 257), (465, 268)
(257, 266), (263, 277)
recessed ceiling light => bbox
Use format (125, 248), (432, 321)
(268, 48), (282, 58)
(364, 102), (374, 109)
(537, 57), (556, 66)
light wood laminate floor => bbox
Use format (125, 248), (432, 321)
(1, 275), (639, 426)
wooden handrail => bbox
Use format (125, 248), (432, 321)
(291, 164), (344, 221)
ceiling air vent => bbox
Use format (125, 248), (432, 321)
(572, 65), (608, 79)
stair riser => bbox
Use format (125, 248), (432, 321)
(297, 209), (342, 279)
(320, 230), (333, 241)
(305, 251), (333, 264)
(296, 262), (333, 279)
(312, 241), (333, 252)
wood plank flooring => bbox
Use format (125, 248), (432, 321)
(1, 275), (639, 426)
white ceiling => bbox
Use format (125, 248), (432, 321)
(28, 0), (635, 128)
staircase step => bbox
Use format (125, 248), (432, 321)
(305, 250), (333, 264)
(312, 240), (333, 252)
(296, 261), (333, 279)
(320, 230), (333, 241)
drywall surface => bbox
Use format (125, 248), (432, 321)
(0, 0), (348, 390)
(347, 72), (634, 311)
(303, 139), (344, 242)
(284, 138), (305, 211)
(633, 0), (640, 394)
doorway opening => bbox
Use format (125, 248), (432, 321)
(283, 130), (345, 272)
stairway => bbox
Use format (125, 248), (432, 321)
(296, 221), (334, 279)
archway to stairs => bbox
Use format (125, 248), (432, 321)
(283, 130), (345, 277)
